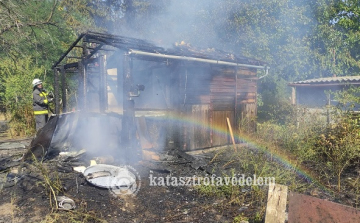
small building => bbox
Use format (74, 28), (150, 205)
(289, 76), (360, 108)
(52, 31), (268, 151)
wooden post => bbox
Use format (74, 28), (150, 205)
(265, 183), (288, 223)
(291, 87), (296, 105)
(226, 117), (237, 152)
(235, 70), (238, 136)
(209, 71), (213, 147)
(81, 41), (87, 110)
(60, 66), (67, 113)
(77, 60), (84, 110)
(99, 55), (107, 112)
(327, 93), (331, 124)
(53, 68), (60, 115)
(121, 53), (135, 149)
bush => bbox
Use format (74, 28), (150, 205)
(315, 115), (360, 191)
(257, 76), (296, 124)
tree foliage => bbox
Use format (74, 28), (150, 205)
(0, 0), (98, 134)
(2, 0), (360, 134)
(1, 1), (63, 64)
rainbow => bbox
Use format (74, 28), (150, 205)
(152, 112), (334, 194)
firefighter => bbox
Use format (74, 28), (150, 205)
(32, 79), (53, 131)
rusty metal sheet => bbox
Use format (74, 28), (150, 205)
(289, 192), (360, 223)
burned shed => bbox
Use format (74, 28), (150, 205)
(50, 31), (268, 154)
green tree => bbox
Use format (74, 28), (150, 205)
(310, 0), (360, 77)
(0, 0), (99, 134)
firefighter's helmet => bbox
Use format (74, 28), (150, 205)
(32, 79), (42, 87)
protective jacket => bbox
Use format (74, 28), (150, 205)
(33, 88), (49, 115)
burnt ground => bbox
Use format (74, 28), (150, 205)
(0, 147), (254, 223)
(0, 138), (359, 223)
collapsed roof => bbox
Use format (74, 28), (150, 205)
(52, 31), (268, 70)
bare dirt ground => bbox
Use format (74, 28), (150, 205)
(0, 137), (358, 223)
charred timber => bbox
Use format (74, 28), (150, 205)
(60, 67), (67, 113)
(121, 54), (135, 150)
(99, 55), (107, 112)
(63, 62), (78, 70)
(85, 43), (104, 60)
(54, 68), (60, 114)
(52, 33), (85, 69)
(85, 32), (164, 53)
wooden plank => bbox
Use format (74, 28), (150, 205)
(245, 92), (256, 97)
(236, 85), (254, 88)
(237, 83), (257, 87)
(236, 83), (257, 87)
(189, 104), (211, 149)
(226, 117), (236, 152)
(239, 99), (256, 104)
(211, 95), (235, 99)
(212, 106), (233, 111)
(211, 82), (235, 85)
(210, 84), (235, 88)
(237, 88), (255, 93)
(212, 104), (235, 108)
(212, 101), (234, 105)
(237, 98), (256, 103)
(236, 70), (256, 75)
(210, 89), (235, 93)
(237, 78), (256, 82)
(265, 184), (288, 223)
(218, 68), (257, 76)
(291, 87), (296, 105)
(236, 94), (256, 99)
(212, 111), (234, 145)
(212, 75), (235, 80)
